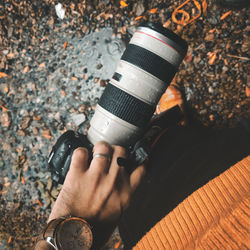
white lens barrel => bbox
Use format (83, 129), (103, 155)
(87, 23), (187, 147)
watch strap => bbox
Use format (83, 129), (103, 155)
(35, 216), (93, 250)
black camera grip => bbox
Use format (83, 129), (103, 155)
(48, 131), (93, 184)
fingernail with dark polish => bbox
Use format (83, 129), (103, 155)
(117, 157), (127, 167)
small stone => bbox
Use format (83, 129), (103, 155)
(38, 62), (46, 70)
(32, 127), (39, 135)
(205, 100), (212, 106)
(0, 111), (11, 127)
(199, 109), (207, 115)
(17, 129), (26, 136)
(78, 104), (87, 113)
(94, 77), (100, 83)
(100, 79), (107, 87)
(71, 113), (86, 126)
(23, 66), (29, 74)
(96, 63), (103, 69)
(208, 86), (214, 93)
(20, 116), (32, 130)
(33, 114), (42, 121)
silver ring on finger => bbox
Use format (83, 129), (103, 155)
(93, 153), (111, 163)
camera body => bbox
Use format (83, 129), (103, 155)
(48, 22), (188, 184)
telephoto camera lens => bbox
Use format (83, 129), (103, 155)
(87, 22), (188, 147)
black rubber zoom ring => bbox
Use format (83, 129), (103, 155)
(98, 83), (155, 128)
(121, 44), (177, 83)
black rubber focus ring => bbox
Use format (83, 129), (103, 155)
(98, 83), (155, 128)
(121, 44), (177, 84)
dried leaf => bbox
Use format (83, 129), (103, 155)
(114, 241), (121, 249)
(21, 176), (25, 184)
(61, 89), (66, 96)
(23, 165), (28, 171)
(208, 52), (217, 65)
(0, 72), (8, 78)
(71, 76), (78, 80)
(1, 190), (7, 195)
(51, 189), (59, 198)
(163, 20), (171, 28)
(0, 105), (8, 111)
(172, 10), (190, 25)
(38, 62), (46, 70)
(149, 8), (157, 14)
(3, 182), (10, 187)
(135, 16), (143, 21)
(220, 11), (231, 20)
(172, 0), (201, 25)
(63, 41), (68, 50)
(120, 1), (128, 7)
(8, 236), (12, 244)
(23, 66), (29, 74)
(7, 53), (15, 59)
(202, 0), (207, 14)
(47, 177), (52, 192)
(246, 86), (250, 97)
(38, 200), (43, 207)
(42, 130), (52, 139)
(37, 180), (44, 190)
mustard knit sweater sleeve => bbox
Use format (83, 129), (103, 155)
(134, 155), (250, 249)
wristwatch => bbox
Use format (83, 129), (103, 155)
(37, 216), (93, 250)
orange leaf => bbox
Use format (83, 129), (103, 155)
(120, 1), (128, 7)
(202, 0), (207, 14)
(172, 10), (190, 25)
(4, 182), (10, 187)
(21, 176), (25, 184)
(71, 76), (78, 81)
(0, 72), (8, 78)
(0, 105), (8, 111)
(1, 190), (7, 195)
(63, 41), (68, 50)
(246, 86), (250, 97)
(208, 53), (217, 65)
(8, 236), (12, 244)
(42, 132), (52, 139)
(23, 165), (29, 171)
(135, 16), (143, 21)
(38, 200), (43, 207)
(61, 89), (66, 96)
(149, 8), (157, 14)
(220, 11), (231, 20)
(23, 66), (29, 74)
(114, 241), (121, 249)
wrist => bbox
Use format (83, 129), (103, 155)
(34, 240), (54, 250)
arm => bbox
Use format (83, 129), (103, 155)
(34, 141), (145, 249)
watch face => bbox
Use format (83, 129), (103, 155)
(56, 218), (92, 250)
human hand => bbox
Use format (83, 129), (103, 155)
(48, 141), (146, 248)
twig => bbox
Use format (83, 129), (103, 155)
(227, 55), (249, 60)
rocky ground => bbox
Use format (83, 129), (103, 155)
(0, 0), (249, 249)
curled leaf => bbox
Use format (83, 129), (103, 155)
(0, 72), (8, 78)
(220, 11), (231, 20)
(149, 8), (157, 14)
(135, 16), (143, 21)
(120, 1), (128, 7)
